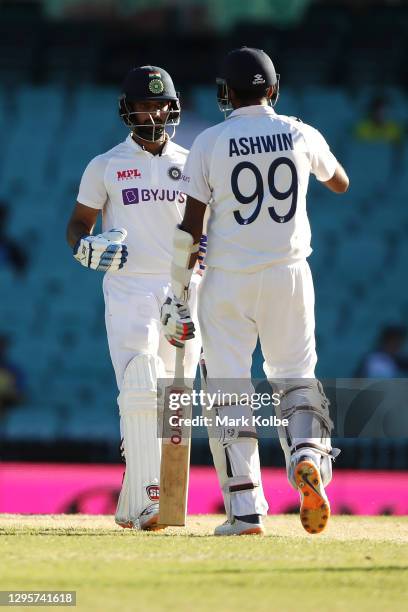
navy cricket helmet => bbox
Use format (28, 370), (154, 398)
(217, 47), (280, 112)
(119, 65), (180, 140)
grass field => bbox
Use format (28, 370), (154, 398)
(1, 514), (408, 612)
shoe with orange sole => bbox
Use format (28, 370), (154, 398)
(294, 458), (330, 535)
(214, 518), (265, 536)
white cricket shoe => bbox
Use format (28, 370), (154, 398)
(214, 518), (265, 536)
(293, 456), (330, 535)
(138, 503), (166, 532)
(115, 502), (166, 532)
(115, 443), (165, 532)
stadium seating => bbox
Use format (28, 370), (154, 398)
(0, 83), (407, 448)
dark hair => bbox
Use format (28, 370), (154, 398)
(231, 86), (270, 105)
(379, 325), (407, 345)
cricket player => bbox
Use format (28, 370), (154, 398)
(162, 48), (349, 536)
(66, 65), (200, 531)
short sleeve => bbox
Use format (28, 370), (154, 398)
(180, 134), (212, 205)
(304, 125), (338, 182)
(77, 156), (108, 209)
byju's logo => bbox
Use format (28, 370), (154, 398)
(117, 169), (142, 180)
(122, 188), (140, 204)
(122, 188), (186, 205)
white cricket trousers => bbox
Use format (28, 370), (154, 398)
(103, 272), (201, 391)
(199, 260), (317, 519)
(102, 273), (201, 522)
(198, 259), (317, 382)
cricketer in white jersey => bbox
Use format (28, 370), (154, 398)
(67, 65), (201, 532)
(162, 47), (349, 536)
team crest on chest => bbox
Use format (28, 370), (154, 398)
(168, 166), (181, 180)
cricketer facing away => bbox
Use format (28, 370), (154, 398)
(66, 66), (201, 531)
(162, 47), (349, 536)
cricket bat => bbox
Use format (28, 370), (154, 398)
(158, 346), (192, 526)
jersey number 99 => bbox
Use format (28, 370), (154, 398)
(231, 157), (298, 226)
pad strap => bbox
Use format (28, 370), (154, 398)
(278, 383), (334, 433)
(290, 441), (341, 459)
(223, 475), (259, 495)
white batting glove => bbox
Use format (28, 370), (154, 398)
(196, 233), (207, 276)
(161, 296), (195, 348)
(73, 228), (128, 272)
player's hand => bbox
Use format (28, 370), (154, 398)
(161, 296), (195, 348)
(73, 228), (128, 271)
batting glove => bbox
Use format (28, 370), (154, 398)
(161, 296), (195, 348)
(197, 233), (207, 275)
(73, 228), (128, 272)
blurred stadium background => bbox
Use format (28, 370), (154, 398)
(0, 0), (407, 515)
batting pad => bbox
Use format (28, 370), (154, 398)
(115, 467), (131, 527)
(273, 380), (338, 488)
(118, 353), (164, 526)
(208, 404), (268, 520)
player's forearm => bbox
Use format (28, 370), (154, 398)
(188, 251), (199, 270)
(180, 196), (207, 244)
(66, 219), (93, 248)
(324, 162), (349, 194)
(66, 203), (100, 248)
(177, 225), (199, 269)
(180, 222), (201, 245)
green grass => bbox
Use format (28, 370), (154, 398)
(1, 515), (408, 611)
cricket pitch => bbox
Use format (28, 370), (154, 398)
(1, 514), (407, 611)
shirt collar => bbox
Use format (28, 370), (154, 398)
(228, 105), (277, 119)
(126, 133), (144, 153)
(125, 133), (171, 156)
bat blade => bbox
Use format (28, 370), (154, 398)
(159, 443), (191, 526)
(158, 351), (192, 527)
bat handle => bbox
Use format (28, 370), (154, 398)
(175, 345), (185, 381)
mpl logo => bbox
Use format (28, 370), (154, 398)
(117, 168), (142, 181)
(146, 485), (160, 502)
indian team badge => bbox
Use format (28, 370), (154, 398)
(168, 166), (182, 180)
(149, 79), (164, 94)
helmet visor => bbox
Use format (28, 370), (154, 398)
(119, 95), (180, 141)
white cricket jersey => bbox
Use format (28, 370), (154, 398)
(77, 134), (188, 274)
(181, 105), (338, 272)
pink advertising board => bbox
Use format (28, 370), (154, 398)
(0, 463), (407, 515)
